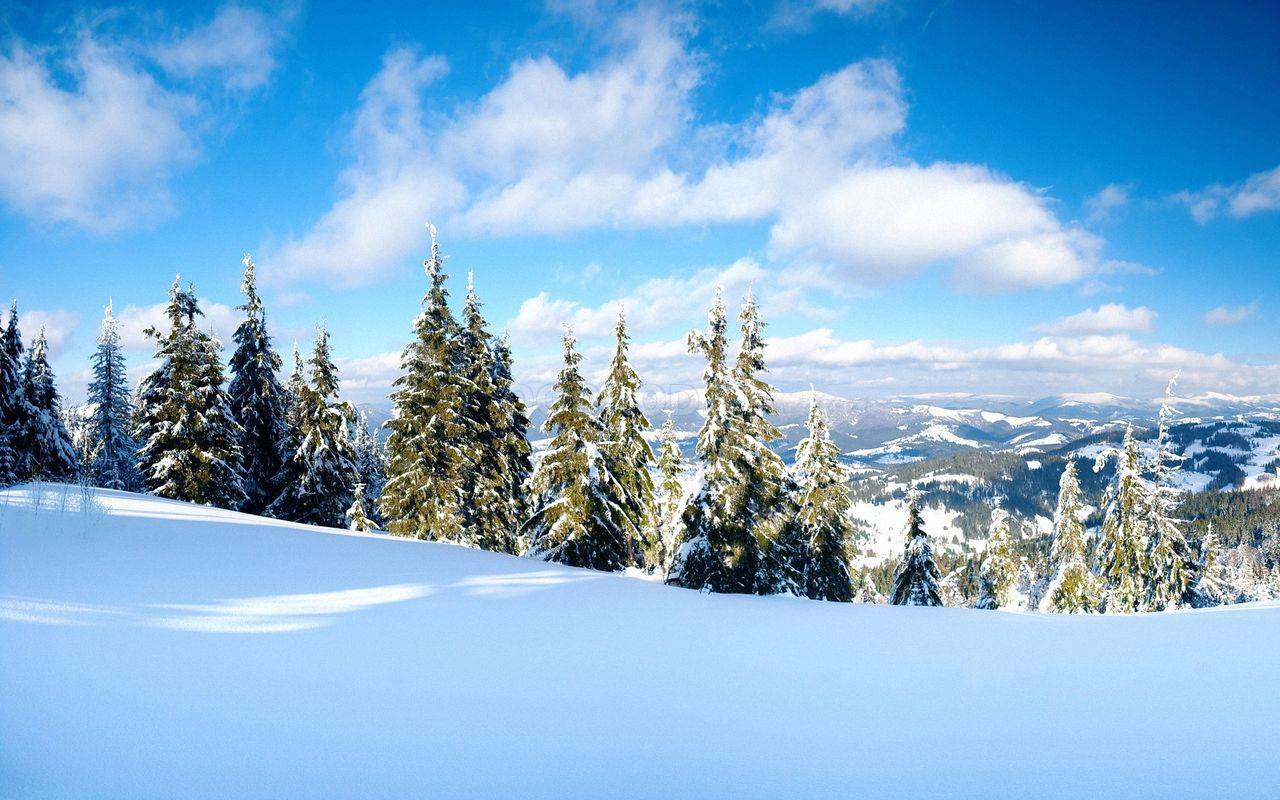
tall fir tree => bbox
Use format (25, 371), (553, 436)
(134, 278), (245, 508)
(597, 310), (657, 567)
(1042, 460), (1102, 613)
(0, 302), (23, 485)
(228, 254), (289, 514)
(667, 289), (756, 593)
(524, 329), (632, 571)
(13, 327), (78, 481)
(1094, 425), (1149, 612)
(87, 302), (141, 490)
(654, 410), (685, 572)
(793, 398), (853, 602)
(268, 325), (357, 527)
(733, 290), (803, 594)
(1143, 377), (1195, 610)
(380, 226), (467, 541)
(889, 490), (943, 606)
(456, 274), (518, 552)
(491, 331), (532, 550)
(974, 503), (1020, 610)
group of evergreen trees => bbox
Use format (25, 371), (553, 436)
(0, 230), (1258, 614)
(0, 303), (78, 485)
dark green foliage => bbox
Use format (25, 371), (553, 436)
(227, 255), (289, 514)
(889, 492), (942, 606)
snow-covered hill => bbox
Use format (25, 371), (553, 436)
(3, 483), (1277, 799)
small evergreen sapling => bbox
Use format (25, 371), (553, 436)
(1042, 460), (1102, 613)
(975, 503), (1020, 610)
(889, 490), (943, 607)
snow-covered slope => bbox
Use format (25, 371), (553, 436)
(2, 483), (1278, 799)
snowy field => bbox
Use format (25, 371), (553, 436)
(3, 483), (1279, 800)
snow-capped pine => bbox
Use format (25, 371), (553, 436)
(267, 324), (358, 527)
(0, 302), (24, 485)
(523, 329), (632, 571)
(654, 410), (685, 571)
(1191, 523), (1227, 607)
(1142, 377), (1195, 610)
(227, 254), (290, 514)
(792, 397), (854, 602)
(1094, 425), (1148, 612)
(134, 278), (245, 509)
(87, 302), (141, 491)
(346, 482), (374, 532)
(974, 502), (1019, 610)
(455, 274), (518, 552)
(889, 490), (943, 606)
(596, 310), (657, 568)
(12, 326), (78, 481)
(490, 331), (532, 549)
(352, 410), (387, 522)
(380, 226), (467, 541)
(1041, 460), (1102, 613)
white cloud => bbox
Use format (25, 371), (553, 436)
(1176, 164), (1280, 223)
(272, 15), (1113, 294)
(1084, 183), (1131, 222)
(1035, 304), (1156, 336)
(115, 294), (239, 352)
(1204, 302), (1259, 327)
(152, 3), (292, 92)
(0, 4), (291, 231)
(0, 38), (197, 231)
(22, 309), (82, 357)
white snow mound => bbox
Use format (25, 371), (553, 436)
(2, 483), (1278, 799)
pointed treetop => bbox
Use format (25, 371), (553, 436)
(425, 222), (441, 277)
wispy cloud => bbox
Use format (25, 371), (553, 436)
(0, 4), (293, 231)
(1174, 164), (1280, 223)
(1204, 302), (1259, 326)
(1084, 183), (1132, 223)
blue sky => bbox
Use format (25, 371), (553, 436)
(1, 0), (1277, 405)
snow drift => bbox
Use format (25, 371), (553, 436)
(1, 483), (1277, 799)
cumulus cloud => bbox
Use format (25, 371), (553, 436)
(1204, 302), (1259, 326)
(0, 4), (291, 231)
(21, 309), (82, 357)
(1176, 164), (1280, 223)
(270, 12), (1113, 294)
(1035, 304), (1156, 336)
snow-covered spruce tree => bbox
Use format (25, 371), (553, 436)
(1094, 425), (1149, 612)
(87, 302), (141, 491)
(853, 569), (880, 603)
(380, 226), (467, 541)
(793, 398), (854, 602)
(732, 290), (803, 594)
(524, 329), (632, 571)
(597, 310), (657, 568)
(975, 503), (1020, 610)
(1143, 377), (1195, 610)
(1041, 460), (1102, 613)
(268, 325), (357, 527)
(13, 327), (78, 481)
(1191, 523), (1227, 607)
(0, 302), (24, 484)
(352, 410), (387, 519)
(666, 290), (756, 594)
(491, 331), (532, 549)
(455, 275), (517, 552)
(654, 410), (685, 571)
(889, 490), (943, 606)
(228, 254), (289, 514)
(346, 482), (373, 532)
(134, 278), (245, 508)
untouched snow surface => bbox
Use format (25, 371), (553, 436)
(2, 483), (1279, 800)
